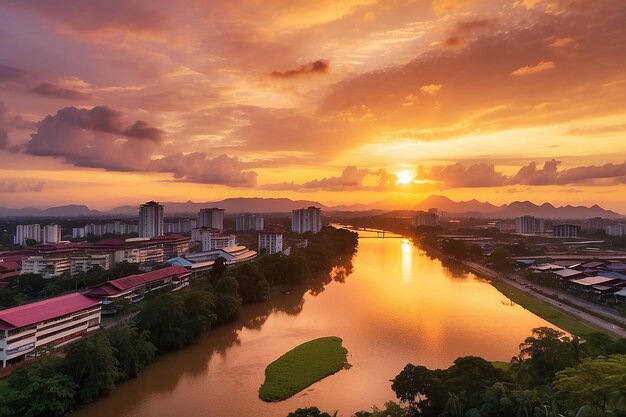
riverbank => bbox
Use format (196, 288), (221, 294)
(411, 237), (626, 338)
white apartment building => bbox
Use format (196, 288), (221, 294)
(515, 216), (545, 235)
(198, 208), (225, 231)
(258, 231), (283, 254)
(139, 201), (164, 238)
(0, 293), (101, 367)
(291, 207), (322, 234)
(20, 256), (72, 278)
(412, 209), (439, 227)
(41, 224), (61, 244)
(14, 224), (41, 246)
(236, 214), (264, 232)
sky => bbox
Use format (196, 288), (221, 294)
(0, 0), (625, 211)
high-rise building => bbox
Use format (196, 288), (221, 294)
(41, 224), (61, 244)
(139, 201), (164, 238)
(412, 209), (439, 227)
(198, 208), (225, 231)
(291, 206), (322, 234)
(515, 216), (545, 235)
(236, 214), (264, 232)
(606, 224), (626, 237)
(14, 224), (41, 246)
(552, 224), (581, 238)
(258, 230), (283, 254)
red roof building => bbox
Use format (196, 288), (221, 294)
(0, 293), (102, 367)
(85, 265), (191, 304)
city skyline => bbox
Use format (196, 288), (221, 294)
(1, 0), (626, 211)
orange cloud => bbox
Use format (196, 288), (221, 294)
(549, 37), (574, 48)
(420, 84), (443, 95)
(511, 60), (555, 76)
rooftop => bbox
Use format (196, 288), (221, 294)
(0, 293), (101, 330)
(85, 265), (190, 298)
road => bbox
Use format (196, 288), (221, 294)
(462, 260), (626, 338)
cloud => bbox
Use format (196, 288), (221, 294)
(151, 153), (258, 187)
(567, 123), (626, 136)
(24, 106), (164, 171)
(0, 64), (27, 83)
(511, 60), (556, 76)
(29, 83), (91, 100)
(549, 37), (574, 48)
(270, 59), (330, 78)
(0, 102), (8, 149)
(418, 162), (509, 188)
(262, 166), (383, 191)
(0, 182), (45, 193)
(512, 159), (626, 185)
(420, 84), (442, 95)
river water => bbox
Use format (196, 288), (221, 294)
(73, 230), (556, 417)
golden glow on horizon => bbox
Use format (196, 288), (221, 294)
(395, 169), (416, 185)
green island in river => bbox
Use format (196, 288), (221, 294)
(259, 336), (350, 402)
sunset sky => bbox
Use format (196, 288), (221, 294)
(1, 0), (625, 211)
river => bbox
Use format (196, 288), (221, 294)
(73, 230), (557, 417)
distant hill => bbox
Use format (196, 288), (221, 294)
(416, 195), (499, 214)
(0, 195), (622, 219)
(0, 198), (328, 217)
(416, 195), (623, 219)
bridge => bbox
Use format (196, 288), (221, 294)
(341, 226), (404, 239)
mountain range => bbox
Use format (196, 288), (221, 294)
(0, 196), (622, 219)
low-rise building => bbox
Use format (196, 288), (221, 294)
(70, 253), (113, 276)
(85, 266), (191, 309)
(20, 255), (72, 278)
(0, 293), (102, 367)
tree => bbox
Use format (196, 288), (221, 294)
(286, 407), (334, 417)
(391, 364), (445, 416)
(107, 325), (156, 380)
(183, 289), (217, 339)
(214, 276), (243, 322)
(210, 257), (228, 281)
(354, 402), (405, 417)
(137, 292), (189, 352)
(554, 355), (626, 417)
(0, 358), (77, 417)
(0, 287), (25, 308)
(12, 273), (46, 297)
(491, 248), (514, 271)
(63, 334), (120, 403)
(443, 356), (508, 399)
(519, 327), (577, 381)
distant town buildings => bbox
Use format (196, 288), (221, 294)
(14, 224), (61, 245)
(552, 224), (581, 238)
(198, 208), (225, 232)
(606, 224), (626, 237)
(412, 209), (439, 227)
(291, 206), (322, 234)
(164, 219), (196, 234)
(515, 216), (545, 235)
(72, 221), (138, 239)
(0, 293), (102, 367)
(258, 229), (284, 254)
(139, 201), (164, 238)
(236, 213), (264, 232)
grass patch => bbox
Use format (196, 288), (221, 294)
(492, 279), (612, 338)
(259, 336), (349, 402)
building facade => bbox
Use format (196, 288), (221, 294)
(606, 224), (626, 237)
(14, 224), (41, 246)
(553, 224), (582, 238)
(139, 201), (164, 238)
(20, 256), (72, 278)
(41, 224), (61, 244)
(515, 216), (545, 235)
(0, 293), (102, 367)
(236, 214), (264, 232)
(412, 209), (439, 227)
(198, 208), (225, 231)
(291, 206), (322, 234)
(258, 231), (283, 254)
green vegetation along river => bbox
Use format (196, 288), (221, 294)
(73, 231), (561, 417)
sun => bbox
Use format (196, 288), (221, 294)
(395, 169), (414, 185)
